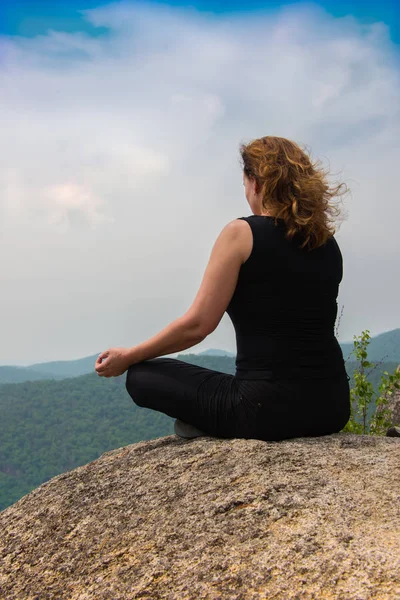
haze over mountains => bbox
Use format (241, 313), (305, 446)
(0, 329), (398, 385)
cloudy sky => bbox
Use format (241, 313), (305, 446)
(1, 0), (399, 365)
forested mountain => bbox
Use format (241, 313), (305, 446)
(0, 373), (174, 512)
(1, 329), (399, 385)
(340, 328), (400, 363)
(0, 354), (99, 384)
(26, 354), (100, 377)
(197, 349), (235, 357)
(0, 366), (65, 384)
(0, 351), (398, 513)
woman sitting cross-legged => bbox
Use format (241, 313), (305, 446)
(95, 135), (351, 442)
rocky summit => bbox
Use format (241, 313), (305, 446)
(0, 433), (399, 600)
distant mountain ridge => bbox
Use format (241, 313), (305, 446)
(0, 355), (99, 384)
(197, 348), (235, 357)
(27, 354), (100, 377)
(1, 329), (399, 384)
(340, 328), (400, 363)
(0, 366), (66, 384)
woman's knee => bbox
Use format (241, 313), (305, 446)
(125, 363), (150, 407)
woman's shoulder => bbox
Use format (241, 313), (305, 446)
(222, 215), (279, 242)
(220, 218), (254, 264)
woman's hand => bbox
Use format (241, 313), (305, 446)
(95, 347), (132, 378)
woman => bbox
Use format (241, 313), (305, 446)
(95, 136), (351, 441)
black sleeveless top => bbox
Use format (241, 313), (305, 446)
(226, 215), (346, 380)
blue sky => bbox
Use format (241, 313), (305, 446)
(1, 0), (400, 363)
(1, 0), (400, 43)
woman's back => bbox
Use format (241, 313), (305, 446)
(226, 215), (345, 380)
(125, 135), (351, 441)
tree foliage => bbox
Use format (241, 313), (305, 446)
(342, 330), (400, 435)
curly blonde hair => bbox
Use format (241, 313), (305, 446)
(240, 136), (348, 250)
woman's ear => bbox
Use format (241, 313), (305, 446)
(252, 177), (260, 195)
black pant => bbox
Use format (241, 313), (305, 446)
(125, 357), (351, 441)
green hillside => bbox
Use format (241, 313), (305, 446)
(1, 345), (399, 512)
(0, 373), (174, 512)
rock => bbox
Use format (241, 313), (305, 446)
(1, 432), (399, 599)
(386, 426), (400, 437)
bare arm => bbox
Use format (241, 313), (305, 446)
(125, 219), (248, 364)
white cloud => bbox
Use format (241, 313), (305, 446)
(0, 1), (399, 364)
